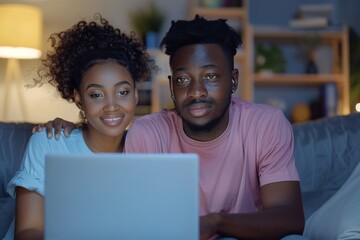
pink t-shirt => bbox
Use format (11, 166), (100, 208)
(125, 98), (299, 216)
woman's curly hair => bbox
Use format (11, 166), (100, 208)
(36, 14), (152, 102)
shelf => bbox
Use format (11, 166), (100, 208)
(191, 7), (246, 19)
(253, 25), (346, 40)
(254, 74), (344, 85)
(252, 25), (350, 116)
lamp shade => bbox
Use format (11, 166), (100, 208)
(0, 4), (43, 59)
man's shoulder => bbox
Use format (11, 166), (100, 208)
(231, 98), (283, 115)
(231, 98), (290, 131)
(125, 110), (178, 149)
(133, 109), (177, 125)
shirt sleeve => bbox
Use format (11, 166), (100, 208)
(7, 130), (51, 198)
(257, 109), (299, 186)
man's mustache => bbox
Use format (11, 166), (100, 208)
(185, 99), (212, 108)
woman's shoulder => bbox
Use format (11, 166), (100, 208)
(29, 128), (83, 145)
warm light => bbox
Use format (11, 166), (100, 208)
(356, 103), (360, 112)
(0, 4), (43, 59)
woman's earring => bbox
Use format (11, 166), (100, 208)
(79, 109), (87, 125)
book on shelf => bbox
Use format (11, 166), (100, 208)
(322, 83), (337, 117)
(290, 3), (333, 29)
(299, 4), (333, 13)
(290, 17), (329, 29)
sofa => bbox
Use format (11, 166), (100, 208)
(1, 113), (360, 239)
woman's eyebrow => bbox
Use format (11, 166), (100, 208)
(85, 81), (131, 90)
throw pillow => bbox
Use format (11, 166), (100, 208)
(303, 161), (360, 239)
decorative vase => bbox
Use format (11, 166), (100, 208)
(305, 51), (318, 74)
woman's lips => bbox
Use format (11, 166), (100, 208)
(101, 116), (123, 126)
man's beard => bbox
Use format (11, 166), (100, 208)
(174, 95), (232, 135)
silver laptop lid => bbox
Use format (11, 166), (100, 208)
(45, 153), (199, 240)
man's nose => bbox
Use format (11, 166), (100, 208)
(188, 80), (207, 99)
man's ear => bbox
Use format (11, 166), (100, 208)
(74, 89), (82, 109)
(134, 87), (139, 105)
(231, 69), (239, 93)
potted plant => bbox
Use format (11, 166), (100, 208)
(129, 2), (165, 49)
(255, 43), (286, 75)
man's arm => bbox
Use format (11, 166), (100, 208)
(200, 181), (305, 240)
(32, 118), (76, 140)
(14, 187), (44, 240)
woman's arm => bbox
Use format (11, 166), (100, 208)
(15, 187), (44, 240)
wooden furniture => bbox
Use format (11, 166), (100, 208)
(252, 26), (350, 115)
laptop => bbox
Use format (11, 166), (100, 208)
(44, 153), (199, 240)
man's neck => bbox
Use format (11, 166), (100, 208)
(182, 110), (230, 142)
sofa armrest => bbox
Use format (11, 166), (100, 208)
(0, 122), (35, 238)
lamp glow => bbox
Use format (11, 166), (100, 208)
(0, 4), (43, 121)
(356, 103), (360, 112)
(0, 4), (43, 59)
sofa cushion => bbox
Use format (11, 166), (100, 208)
(292, 113), (360, 219)
(303, 160), (360, 239)
(0, 122), (35, 238)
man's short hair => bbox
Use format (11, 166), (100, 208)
(160, 15), (242, 67)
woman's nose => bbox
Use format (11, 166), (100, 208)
(103, 96), (120, 111)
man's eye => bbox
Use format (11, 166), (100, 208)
(204, 74), (217, 81)
(176, 77), (190, 85)
(118, 90), (129, 96)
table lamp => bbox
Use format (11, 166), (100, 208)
(0, 4), (43, 121)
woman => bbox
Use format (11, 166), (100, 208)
(5, 14), (152, 240)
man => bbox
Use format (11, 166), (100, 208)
(37, 15), (305, 239)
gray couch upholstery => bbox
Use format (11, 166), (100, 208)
(293, 112), (360, 220)
(0, 122), (35, 238)
(1, 113), (360, 238)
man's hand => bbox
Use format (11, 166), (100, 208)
(32, 118), (76, 140)
(200, 213), (221, 240)
(202, 182), (304, 239)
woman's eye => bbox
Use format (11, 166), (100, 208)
(90, 93), (103, 98)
